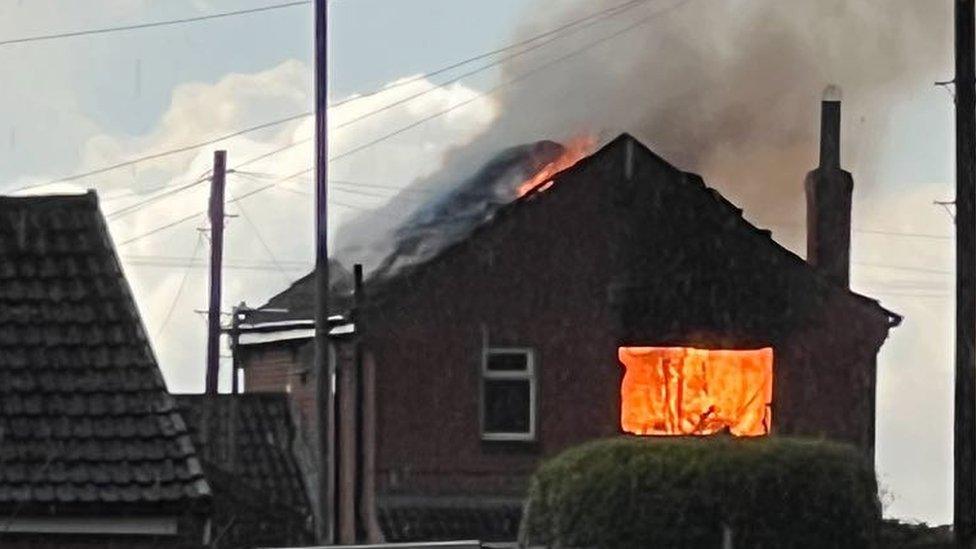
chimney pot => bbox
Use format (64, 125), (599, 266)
(823, 84), (843, 102)
(820, 87), (842, 170)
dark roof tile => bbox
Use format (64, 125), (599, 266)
(76, 483), (98, 503)
(0, 193), (208, 508)
(379, 502), (522, 543)
(174, 394), (310, 515)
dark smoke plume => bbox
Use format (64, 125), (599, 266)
(335, 0), (949, 275)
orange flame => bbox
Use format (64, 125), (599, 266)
(516, 135), (597, 197)
(619, 346), (773, 437)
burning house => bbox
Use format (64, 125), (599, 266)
(236, 97), (900, 543)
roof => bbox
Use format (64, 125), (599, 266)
(369, 133), (900, 330)
(173, 393), (311, 517)
(236, 317), (355, 347)
(246, 259), (353, 325)
(378, 499), (522, 543)
(0, 191), (209, 510)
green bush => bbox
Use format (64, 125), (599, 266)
(520, 436), (880, 548)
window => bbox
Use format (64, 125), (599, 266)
(481, 348), (536, 441)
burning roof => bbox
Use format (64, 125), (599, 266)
(365, 133), (899, 331)
(334, 136), (596, 280)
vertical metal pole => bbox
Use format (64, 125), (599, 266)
(230, 302), (244, 394)
(353, 264), (365, 541)
(205, 150), (227, 395)
(314, 0), (334, 543)
(956, 0), (976, 546)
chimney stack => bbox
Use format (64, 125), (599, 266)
(805, 86), (853, 288)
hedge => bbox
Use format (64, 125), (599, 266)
(520, 436), (880, 548)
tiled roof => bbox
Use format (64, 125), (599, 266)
(378, 501), (522, 543)
(0, 192), (209, 509)
(368, 133), (899, 328)
(174, 393), (311, 516)
(247, 259), (353, 325)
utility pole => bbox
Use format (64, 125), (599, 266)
(205, 150), (227, 396)
(313, 0), (334, 543)
(957, 0), (976, 546)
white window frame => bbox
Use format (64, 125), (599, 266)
(480, 347), (537, 442)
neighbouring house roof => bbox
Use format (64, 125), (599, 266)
(378, 498), (522, 543)
(173, 393), (311, 517)
(245, 259), (353, 326)
(236, 316), (355, 347)
(0, 192), (209, 512)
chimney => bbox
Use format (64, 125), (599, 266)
(805, 85), (853, 288)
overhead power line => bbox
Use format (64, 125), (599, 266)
(99, 137), (314, 221)
(855, 261), (953, 275)
(106, 173), (211, 219)
(154, 233), (205, 338)
(768, 222), (952, 242)
(153, 0), (655, 181)
(4, 0), (656, 199)
(8, 112), (310, 195)
(106, 0), (692, 248)
(329, 179), (438, 194)
(123, 253), (309, 266)
(232, 193), (293, 284)
(331, 0), (654, 129)
(117, 211), (206, 247)
(116, 167), (313, 247)
(127, 258), (311, 271)
(330, 0), (653, 109)
(0, 1), (311, 47)
(856, 227), (952, 241)
(129, 0), (655, 182)
(329, 0), (692, 163)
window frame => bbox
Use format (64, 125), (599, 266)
(480, 346), (537, 442)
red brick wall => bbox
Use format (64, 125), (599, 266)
(238, 339), (362, 441)
(362, 140), (890, 499)
(239, 342), (316, 428)
(365, 156), (620, 498)
(240, 345), (303, 393)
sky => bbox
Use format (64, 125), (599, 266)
(0, 0), (960, 525)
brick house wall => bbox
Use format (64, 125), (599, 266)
(238, 340), (317, 431)
(360, 135), (896, 500)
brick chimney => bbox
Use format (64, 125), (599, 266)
(805, 86), (853, 288)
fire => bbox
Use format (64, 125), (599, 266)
(618, 347), (773, 437)
(516, 135), (597, 197)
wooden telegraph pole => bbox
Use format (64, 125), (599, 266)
(205, 150), (227, 395)
(313, 0), (334, 543)
(957, 0), (976, 546)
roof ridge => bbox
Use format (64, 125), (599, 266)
(0, 189), (98, 206)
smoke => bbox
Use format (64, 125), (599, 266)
(503, 0), (947, 224)
(335, 0), (949, 273)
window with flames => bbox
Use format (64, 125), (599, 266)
(618, 346), (773, 437)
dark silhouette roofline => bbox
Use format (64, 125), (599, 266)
(0, 189), (210, 510)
